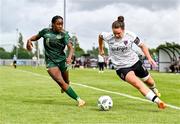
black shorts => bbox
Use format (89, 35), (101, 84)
(98, 62), (104, 66)
(13, 61), (17, 64)
(116, 60), (149, 81)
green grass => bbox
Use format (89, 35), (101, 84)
(0, 66), (180, 124)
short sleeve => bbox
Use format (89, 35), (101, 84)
(38, 28), (48, 38)
(127, 31), (143, 46)
(100, 32), (113, 43)
(64, 32), (71, 45)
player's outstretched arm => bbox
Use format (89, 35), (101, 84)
(139, 43), (157, 67)
(26, 35), (41, 51)
(66, 42), (74, 64)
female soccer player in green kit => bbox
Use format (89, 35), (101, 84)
(26, 15), (85, 107)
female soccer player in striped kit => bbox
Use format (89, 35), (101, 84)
(98, 16), (166, 109)
(26, 15), (85, 107)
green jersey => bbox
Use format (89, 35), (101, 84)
(38, 28), (71, 63)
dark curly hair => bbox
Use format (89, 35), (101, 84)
(51, 15), (63, 24)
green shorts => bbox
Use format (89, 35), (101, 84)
(46, 60), (68, 72)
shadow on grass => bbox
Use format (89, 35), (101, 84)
(118, 102), (163, 113)
(22, 98), (74, 107)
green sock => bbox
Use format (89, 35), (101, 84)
(65, 86), (79, 101)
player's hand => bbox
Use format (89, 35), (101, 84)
(26, 40), (33, 51)
(148, 58), (157, 67)
(66, 57), (72, 64)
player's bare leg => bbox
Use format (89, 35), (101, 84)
(48, 67), (69, 90)
(125, 71), (166, 109)
(61, 70), (85, 106)
(143, 75), (161, 97)
(61, 71), (70, 93)
(47, 67), (85, 107)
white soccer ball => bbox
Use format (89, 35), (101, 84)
(97, 96), (113, 111)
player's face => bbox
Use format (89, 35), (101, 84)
(52, 19), (63, 32)
(112, 28), (124, 39)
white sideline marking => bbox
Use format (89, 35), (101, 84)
(14, 68), (180, 110)
(72, 83), (180, 110)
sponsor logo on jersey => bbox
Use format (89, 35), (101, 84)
(111, 46), (128, 52)
(44, 33), (51, 38)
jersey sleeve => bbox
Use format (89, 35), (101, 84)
(133, 37), (142, 46)
(64, 32), (71, 45)
(38, 28), (48, 38)
(128, 31), (143, 46)
(99, 32), (113, 43)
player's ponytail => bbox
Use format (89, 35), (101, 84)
(112, 16), (125, 30)
(117, 16), (124, 23)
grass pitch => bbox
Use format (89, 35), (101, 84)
(0, 66), (180, 124)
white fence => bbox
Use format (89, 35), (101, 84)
(0, 59), (45, 66)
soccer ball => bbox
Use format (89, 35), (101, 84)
(97, 96), (113, 111)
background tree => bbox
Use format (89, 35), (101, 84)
(156, 42), (180, 61)
(0, 47), (11, 59)
(10, 32), (33, 59)
(74, 43), (85, 57)
(87, 46), (108, 58)
(69, 34), (85, 57)
(18, 33), (24, 48)
(0, 47), (5, 52)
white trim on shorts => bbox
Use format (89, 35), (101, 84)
(141, 74), (150, 82)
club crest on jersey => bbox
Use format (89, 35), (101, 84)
(123, 40), (128, 45)
(56, 35), (62, 39)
